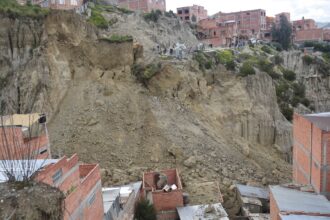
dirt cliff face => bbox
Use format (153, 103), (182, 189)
(282, 50), (330, 112)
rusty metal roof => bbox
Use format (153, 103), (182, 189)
(270, 185), (330, 215)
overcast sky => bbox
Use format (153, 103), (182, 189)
(166, 0), (330, 22)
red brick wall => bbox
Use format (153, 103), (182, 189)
(270, 191), (281, 220)
(152, 190), (184, 211)
(294, 29), (323, 43)
(177, 5), (208, 22)
(0, 127), (49, 160)
(118, 0), (165, 12)
(49, 0), (83, 10)
(35, 155), (104, 220)
(143, 169), (182, 190)
(293, 113), (328, 194)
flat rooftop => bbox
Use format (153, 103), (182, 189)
(177, 203), (229, 220)
(0, 159), (59, 183)
(236, 184), (269, 200)
(280, 214), (330, 220)
(303, 112), (330, 131)
(270, 185), (330, 215)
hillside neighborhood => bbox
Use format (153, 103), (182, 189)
(1, 0), (330, 220)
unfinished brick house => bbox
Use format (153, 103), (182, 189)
(293, 113), (330, 198)
(198, 9), (267, 47)
(270, 185), (330, 220)
(0, 114), (50, 160)
(35, 154), (104, 220)
(16, 0), (85, 9)
(117, 0), (166, 13)
(142, 169), (184, 220)
(177, 5), (208, 23)
(275, 12), (290, 25)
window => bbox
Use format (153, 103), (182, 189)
(246, 12), (250, 15)
(185, 16), (189, 20)
(88, 192), (96, 206)
(178, 10), (182, 15)
(52, 169), (63, 183)
(214, 31), (216, 36)
(184, 9), (189, 14)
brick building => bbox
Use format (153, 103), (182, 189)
(270, 185), (330, 220)
(198, 9), (267, 47)
(293, 113), (330, 198)
(177, 5), (208, 23)
(16, 0), (85, 9)
(35, 154), (104, 220)
(117, 0), (166, 13)
(142, 169), (184, 220)
(0, 114), (50, 160)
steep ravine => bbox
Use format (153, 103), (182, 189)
(0, 10), (293, 216)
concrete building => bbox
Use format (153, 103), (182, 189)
(177, 5), (208, 23)
(270, 185), (330, 220)
(198, 9), (267, 47)
(292, 18), (325, 43)
(103, 181), (142, 220)
(142, 169), (184, 220)
(0, 114), (50, 160)
(35, 154), (104, 220)
(117, 0), (166, 13)
(293, 113), (330, 198)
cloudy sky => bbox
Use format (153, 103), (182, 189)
(166, 0), (330, 22)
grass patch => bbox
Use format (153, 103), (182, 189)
(100, 34), (133, 43)
(116, 6), (133, 14)
(261, 45), (272, 54)
(0, 0), (49, 18)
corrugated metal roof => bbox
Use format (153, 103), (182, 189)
(280, 214), (330, 220)
(270, 186), (330, 214)
(0, 159), (59, 183)
(303, 112), (330, 131)
(236, 184), (269, 200)
(177, 203), (229, 220)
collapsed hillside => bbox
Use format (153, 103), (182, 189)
(1, 5), (328, 217)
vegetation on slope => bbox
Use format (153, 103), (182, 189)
(0, 0), (49, 18)
(100, 34), (133, 43)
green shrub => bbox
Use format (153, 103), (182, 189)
(303, 41), (330, 53)
(261, 45), (272, 54)
(144, 10), (162, 22)
(302, 55), (314, 65)
(135, 199), (156, 220)
(205, 60), (213, 69)
(164, 10), (176, 18)
(283, 69), (296, 81)
(258, 59), (274, 73)
(280, 103), (294, 121)
(292, 83), (305, 98)
(274, 55), (284, 65)
(301, 98), (310, 107)
(100, 35), (133, 43)
(132, 63), (161, 85)
(238, 53), (252, 62)
(270, 42), (283, 52)
(240, 62), (256, 76)
(317, 60), (330, 77)
(217, 50), (235, 70)
(88, 6), (108, 29)
(322, 52), (330, 63)
(276, 81), (290, 99)
(0, 0), (49, 18)
(193, 52), (213, 70)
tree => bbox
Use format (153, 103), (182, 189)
(271, 15), (292, 50)
(191, 14), (197, 23)
(134, 199), (157, 220)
